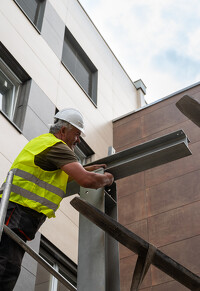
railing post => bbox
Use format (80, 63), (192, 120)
(0, 171), (14, 242)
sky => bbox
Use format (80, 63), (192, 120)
(79, 0), (200, 104)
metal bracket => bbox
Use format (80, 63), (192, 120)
(131, 244), (157, 291)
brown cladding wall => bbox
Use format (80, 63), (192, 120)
(113, 84), (200, 291)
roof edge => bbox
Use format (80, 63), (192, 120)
(113, 81), (200, 122)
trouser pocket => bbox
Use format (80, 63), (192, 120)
(5, 202), (46, 241)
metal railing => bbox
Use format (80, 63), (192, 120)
(70, 196), (200, 291)
(0, 171), (14, 241)
(0, 171), (76, 291)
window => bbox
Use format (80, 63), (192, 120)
(0, 42), (30, 130)
(62, 28), (98, 105)
(74, 136), (94, 165)
(35, 236), (77, 291)
(14, 0), (46, 31)
(0, 60), (21, 122)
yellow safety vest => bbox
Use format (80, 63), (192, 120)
(1, 133), (69, 218)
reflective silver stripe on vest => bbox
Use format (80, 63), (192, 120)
(11, 168), (65, 198)
(0, 184), (4, 194)
(11, 184), (58, 212)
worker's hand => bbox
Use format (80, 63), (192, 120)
(84, 164), (107, 172)
(62, 162), (113, 189)
(104, 172), (114, 186)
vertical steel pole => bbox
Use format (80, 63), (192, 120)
(0, 171), (14, 242)
(105, 183), (120, 291)
(77, 169), (106, 291)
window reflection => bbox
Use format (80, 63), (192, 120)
(0, 60), (20, 122)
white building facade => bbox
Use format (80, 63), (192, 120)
(0, 0), (146, 290)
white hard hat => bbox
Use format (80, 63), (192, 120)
(54, 108), (85, 135)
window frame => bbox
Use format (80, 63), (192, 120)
(35, 235), (77, 291)
(74, 136), (94, 165)
(62, 27), (98, 106)
(0, 42), (31, 132)
(13, 0), (46, 32)
(0, 59), (22, 123)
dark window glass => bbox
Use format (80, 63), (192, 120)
(74, 136), (95, 165)
(35, 236), (77, 291)
(14, 0), (46, 31)
(62, 28), (98, 105)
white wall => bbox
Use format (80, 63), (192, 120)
(0, 115), (28, 182)
(0, 0), (138, 159)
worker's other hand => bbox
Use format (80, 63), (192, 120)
(104, 172), (114, 186)
(84, 164), (107, 172)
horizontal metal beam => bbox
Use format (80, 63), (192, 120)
(67, 130), (191, 195)
(70, 197), (200, 290)
(3, 225), (77, 291)
(88, 129), (191, 180)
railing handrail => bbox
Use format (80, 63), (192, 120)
(0, 171), (14, 241)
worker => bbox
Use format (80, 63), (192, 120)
(0, 108), (114, 291)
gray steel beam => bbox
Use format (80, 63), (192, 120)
(77, 177), (120, 291)
(105, 183), (120, 291)
(77, 168), (106, 291)
(71, 197), (200, 291)
(88, 129), (191, 180)
(66, 130), (191, 196)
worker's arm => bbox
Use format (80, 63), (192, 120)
(84, 164), (106, 172)
(61, 162), (114, 189)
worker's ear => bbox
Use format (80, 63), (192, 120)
(60, 126), (67, 135)
(58, 126), (68, 141)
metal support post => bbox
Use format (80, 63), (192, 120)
(0, 170), (14, 241)
(105, 183), (120, 291)
(77, 169), (105, 291)
(77, 169), (120, 291)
